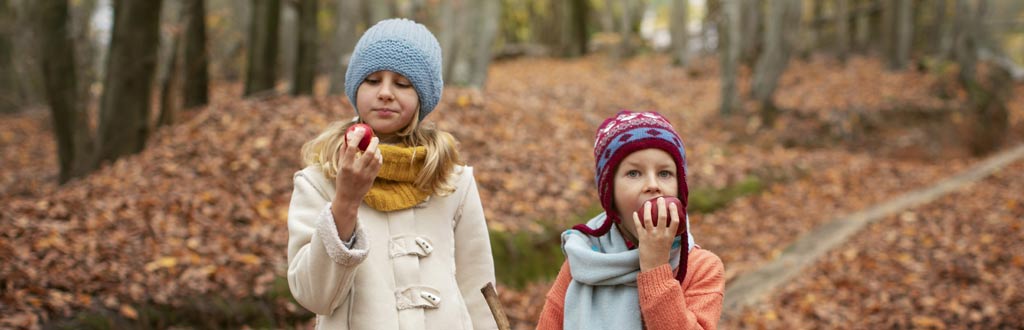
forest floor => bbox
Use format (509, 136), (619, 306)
(1, 53), (1023, 329)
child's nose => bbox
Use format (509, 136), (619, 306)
(643, 175), (662, 193)
(377, 83), (395, 100)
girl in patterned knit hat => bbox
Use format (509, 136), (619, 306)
(537, 110), (725, 330)
(286, 18), (497, 329)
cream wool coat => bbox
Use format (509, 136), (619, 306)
(287, 165), (498, 330)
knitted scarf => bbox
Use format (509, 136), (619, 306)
(562, 213), (691, 330)
(363, 145), (430, 211)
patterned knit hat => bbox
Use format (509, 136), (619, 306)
(577, 111), (689, 237)
(345, 18), (443, 120)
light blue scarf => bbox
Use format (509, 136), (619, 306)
(561, 213), (694, 330)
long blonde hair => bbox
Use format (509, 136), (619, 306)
(301, 114), (463, 197)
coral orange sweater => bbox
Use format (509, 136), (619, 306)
(536, 248), (724, 330)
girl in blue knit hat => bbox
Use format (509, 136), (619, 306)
(537, 111), (724, 330)
(286, 18), (498, 329)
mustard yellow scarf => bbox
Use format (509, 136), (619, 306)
(364, 145), (430, 211)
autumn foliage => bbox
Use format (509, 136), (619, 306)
(2, 54), (1023, 329)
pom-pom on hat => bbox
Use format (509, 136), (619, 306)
(576, 110), (689, 237)
(345, 18), (443, 120)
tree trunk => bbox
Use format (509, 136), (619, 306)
(954, 0), (976, 83)
(70, 0), (99, 113)
(10, 0), (46, 109)
(703, 0), (721, 54)
(803, 0), (821, 58)
(159, 32), (183, 127)
(244, 0), (280, 96)
(292, 0), (317, 96)
(836, 0), (850, 62)
(560, 0), (589, 58)
(855, 0), (872, 51)
(752, 0), (800, 126)
(934, 0), (953, 60)
(739, 0), (761, 66)
(37, 0), (95, 183)
(533, 0), (564, 57)
(97, 0), (163, 165)
(670, 0), (689, 66)
(328, 0), (362, 95)
(719, 0), (741, 116)
(438, 0), (459, 81)
(953, 0), (1007, 155)
(446, 0), (499, 88)
(881, 0), (898, 69)
(0, 0), (16, 112)
(599, 0), (617, 35)
(614, 0), (642, 61)
(183, 0), (209, 108)
(468, 0), (500, 87)
(892, 0), (913, 70)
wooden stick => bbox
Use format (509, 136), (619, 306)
(480, 282), (512, 330)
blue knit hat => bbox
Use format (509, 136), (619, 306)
(345, 18), (444, 120)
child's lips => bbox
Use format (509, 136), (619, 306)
(371, 108), (399, 116)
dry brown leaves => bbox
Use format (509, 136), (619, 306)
(2, 54), (1023, 328)
(725, 159), (1024, 329)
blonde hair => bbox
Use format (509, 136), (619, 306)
(301, 114), (463, 197)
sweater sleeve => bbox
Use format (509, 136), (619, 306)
(637, 249), (725, 330)
(536, 261), (573, 330)
(286, 170), (369, 315)
(452, 168), (500, 330)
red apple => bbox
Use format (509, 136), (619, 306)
(637, 196), (686, 236)
(346, 123), (374, 151)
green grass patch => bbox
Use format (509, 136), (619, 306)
(688, 176), (765, 214)
(490, 204), (604, 289)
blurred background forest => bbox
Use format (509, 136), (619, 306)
(2, 0), (1024, 329)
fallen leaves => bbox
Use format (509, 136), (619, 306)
(724, 160), (1024, 329)
(1, 53), (1023, 329)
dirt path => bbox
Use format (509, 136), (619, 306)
(722, 143), (1024, 319)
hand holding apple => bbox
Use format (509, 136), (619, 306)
(637, 195), (686, 236)
(346, 123), (374, 151)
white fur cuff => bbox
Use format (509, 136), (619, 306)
(316, 203), (369, 266)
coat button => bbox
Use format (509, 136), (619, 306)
(414, 237), (433, 254)
(420, 291), (441, 305)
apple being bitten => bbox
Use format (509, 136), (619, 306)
(637, 196), (686, 236)
(346, 123), (374, 151)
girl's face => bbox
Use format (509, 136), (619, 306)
(612, 148), (679, 243)
(356, 71), (419, 138)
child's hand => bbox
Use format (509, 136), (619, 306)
(331, 126), (382, 224)
(632, 197), (681, 271)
